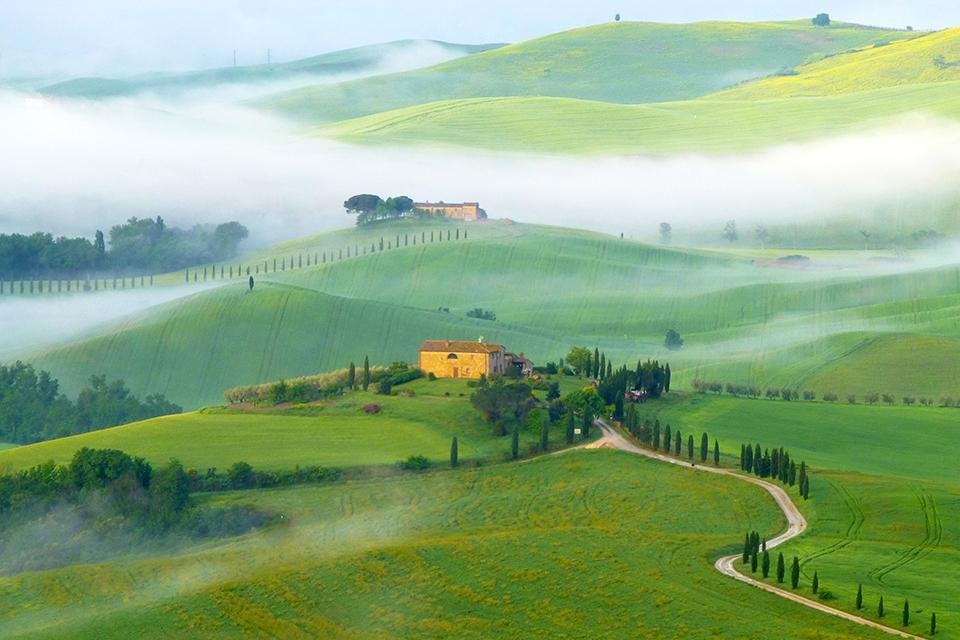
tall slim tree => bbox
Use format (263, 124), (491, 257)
(750, 551), (758, 573)
(761, 550), (770, 578)
(362, 356), (371, 391)
(776, 553), (785, 583)
(742, 533), (751, 563)
(879, 595), (885, 618)
(931, 612), (937, 635)
(812, 571), (819, 594)
(566, 411), (575, 444)
(713, 440), (720, 466)
(348, 362), (356, 389)
(740, 444), (746, 470)
(856, 584), (863, 610)
(599, 353), (606, 380)
(664, 364), (671, 392)
(582, 410), (592, 438)
(593, 348), (600, 378)
(450, 437), (459, 468)
(903, 600), (910, 627)
(700, 432), (709, 462)
(790, 557), (800, 588)
(674, 430), (682, 456)
(663, 424), (671, 452)
(687, 435), (694, 460)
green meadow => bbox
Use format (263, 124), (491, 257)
(0, 450), (896, 640)
(638, 393), (960, 636)
(0, 379), (566, 473)
(23, 221), (960, 409)
(263, 20), (913, 124)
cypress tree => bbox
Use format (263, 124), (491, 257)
(606, 361), (612, 379)
(700, 432), (708, 461)
(582, 411), (592, 438)
(348, 362), (356, 389)
(753, 444), (762, 475)
(714, 440), (720, 466)
(566, 411), (575, 444)
(789, 461), (797, 486)
(903, 600), (909, 627)
(687, 435), (694, 460)
(740, 444), (746, 470)
(745, 443), (754, 471)
(801, 475), (810, 500)
(750, 550), (758, 573)
(742, 533), (751, 563)
(593, 348), (600, 377)
(878, 595), (885, 618)
(812, 571), (819, 594)
(931, 612), (937, 635)
(599, 353), (606, 380)
(540, 420), (549, 452)
(790, 556), (800, 588)
(776, 552), (785, 583)
(665, 363), (671, 392)
(450, 437), (459, 468)
(653, 420), (661, 450)
(511, 426), (519, 460)
(614, 393), (624, 420)
(856, 584), (863, 610)
(362, 356), (371, 391)
(585, 353), (592, 378)
(663, 424), (672, 452)
(761, 550), (770, 578)
(674, 431), (682, 456)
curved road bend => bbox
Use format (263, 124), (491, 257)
(592, 419), (926, 640)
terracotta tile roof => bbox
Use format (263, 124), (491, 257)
(420, 340), (504, 354)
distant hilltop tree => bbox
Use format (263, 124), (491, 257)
(722, 219), (738, 243)
(664, 329), (684, 351)
(812, 13), (831, 26)
(615, 13), (621, 22)
(659, 222), (672, 245)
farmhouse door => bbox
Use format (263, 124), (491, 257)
(453, 367), (459, 378)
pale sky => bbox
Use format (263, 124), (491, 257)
(1, 0), (958, 77)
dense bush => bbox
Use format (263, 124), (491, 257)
(0, 362), (181, 444)
(399, 455), (431, 471)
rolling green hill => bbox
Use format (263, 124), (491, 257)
(321, 80), (960, 154)
(20, 222), (960, 409)
(712, 27), (960, 99)
(263, 21), (915, 124)
(0, 450), (896, 640)
(0, 379), (551, 473)
(39, 40), (501, 99)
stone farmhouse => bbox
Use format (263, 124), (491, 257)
(414, 201), (486, 221)
(418, 339), (533, 379)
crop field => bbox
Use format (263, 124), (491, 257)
(637, 393), (960, 637)
(22, 222), (960, 409)
(0, 450), (899, 640)
(262, 21), (914, 124)
(0, 379), (560, 473)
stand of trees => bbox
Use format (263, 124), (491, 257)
(0, 217), (248, 280)
(344, 194), (418, 225)
(0, 362), (181, 444)
(739, 442), (809, 499)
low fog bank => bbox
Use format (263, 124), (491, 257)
(0, 285), (219, 360)
(2, 92), (960, 250)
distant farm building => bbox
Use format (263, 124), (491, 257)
(414, 201), (486, 221)
(419, 339), (532, 379)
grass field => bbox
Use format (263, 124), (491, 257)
(38, 40), (501, 99)
(262, 21), (914, 124)
(0, 378), (572, 473)
(21, 221), (960, 409)
(635, 393), (960, 637)
(0, 443), (16, 452)
(321, 80), (960, 154)
(0, 449), (899, 640)
(713, 27), (960, 99)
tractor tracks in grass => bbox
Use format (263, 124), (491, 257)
(868, 491), (942, 586)
(592, 419), (927, 640)
(801, 479), (865, 567)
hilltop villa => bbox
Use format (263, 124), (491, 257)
(414, 201), (486, 221)
(419, 339), (532, 379)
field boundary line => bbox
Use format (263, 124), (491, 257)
(593, 418), (926, 640)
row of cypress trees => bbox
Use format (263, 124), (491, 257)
(738, 443), (810, 499)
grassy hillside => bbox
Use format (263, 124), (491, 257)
(0, 379), (550, 473)
(22, 222), (960, 408)
(0, 450), (896, 640)
(638, 394), (960, 636)
(713, 27), (960, 99)
(322, 80), (960, 154)
(39, 40), (501, 99)
(263, 21), (914, 124)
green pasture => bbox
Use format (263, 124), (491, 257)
(263, 20), (912, 124)
(38, 40), (500, 99)
(0, 450), (894, 640)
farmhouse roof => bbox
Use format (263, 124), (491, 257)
(420, 339), (504, 354)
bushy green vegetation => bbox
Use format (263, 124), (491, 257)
(0, 451), (895, 639)
(263, 20), (913, 124)
(0, 362), (180, 444)
(39, 40), (501, 99)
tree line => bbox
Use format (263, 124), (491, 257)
(565, 347), (671, 402)
(0, 217), (248, 280)
(0, 362), (181, 444)
(693, 379), (956, 409)
(739, 442), (810, 499)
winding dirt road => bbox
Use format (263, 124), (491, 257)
(591, 419), (926, 640)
